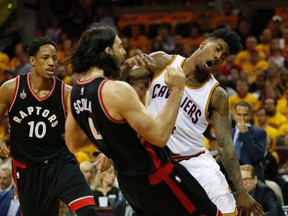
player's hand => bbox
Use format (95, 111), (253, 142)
(0, 140), (9, 157)
(165, 66), (186, 92)
(93, 153), (113, 172)
(237, 189), (265, 216)
(126, 53), (157, 70)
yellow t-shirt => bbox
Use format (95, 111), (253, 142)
(267, 112), (288, 129)
(229, 93), (261, 112)
(256, 43), (270, 57)
(242, 60), (269, 84)
(264, 125), (282, 150)
(276, 103), (288, 118)
(234, 50), (266, 66)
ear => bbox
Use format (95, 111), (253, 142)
(105, 47), (112, 55)
(29, 56), (35, 66)
(254, 176), (258, 183)
(199, 40), (207, 49)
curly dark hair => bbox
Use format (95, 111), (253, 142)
(26, 37), (57, 57)
(208, 28), (242, 55)
(69, 23), (120, 79)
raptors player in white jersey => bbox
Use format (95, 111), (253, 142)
(129, 28), (265, 216)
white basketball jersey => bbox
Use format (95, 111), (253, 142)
(146, 55), (219, 156)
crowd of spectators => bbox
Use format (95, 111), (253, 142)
(1, 0), (288, 215)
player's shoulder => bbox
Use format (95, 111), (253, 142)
(102, 80), (138, 109)
(210, 86), (228, 108)
(150, 51), (174, 63)
(64, 83), (72, 92)
(0, 77), (17, 93)
(104, 80), (137, 101)
(212, 86), (228, 98)
(150, 51), (175, 72)
(0, 77), (18, 105)
(107, 79), (134, 92)
(62, 83), (72, 102)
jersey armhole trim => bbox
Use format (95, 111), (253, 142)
(8, 76), (19, 112)
(99, 80), (126, 123)
(61, 82), (67, 117)
(205, 83), (220, 121)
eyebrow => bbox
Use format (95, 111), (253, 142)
(218, 43), (224, 50)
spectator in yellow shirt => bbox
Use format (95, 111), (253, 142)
(256, 28), (273, 57)
(264, 97), (288, 129)
(242, 49), (269, 85)
(276, 88), (288, 118)
(229, 78), (260, 115)
(255, 107), (282, 151)
(234, 36), (266, 66)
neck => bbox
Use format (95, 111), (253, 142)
(82, 67), (104, 80)
(30, 72), (53, 90)
(183, 57), (201, 86)
(183, 55), (211, 85)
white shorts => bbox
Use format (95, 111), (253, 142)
(180, 150), (237, 215)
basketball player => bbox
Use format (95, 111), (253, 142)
(129, 28), (265, 216)
(0, 37), (108, 216)
(65, 23), (222, 215)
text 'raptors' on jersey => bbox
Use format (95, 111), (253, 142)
(12, 105), (58, 127)
(8, 73), (67, 164)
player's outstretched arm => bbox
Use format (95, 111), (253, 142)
(120, 53), (156, 81)
(0, 78), (16, 157)
(127, 51), (170, 83)
(104, 66), (185, 147)
(211, 87), (265, 216)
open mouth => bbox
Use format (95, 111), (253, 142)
(46, 69), (54, 73)
(205, 61), (214, 68)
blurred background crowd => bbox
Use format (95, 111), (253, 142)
(1, 0), (288, 215)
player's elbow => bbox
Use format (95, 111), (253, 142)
(150, 136), (168, 147)
(65, 136), (77, 153)
(64, 131), (79, 153)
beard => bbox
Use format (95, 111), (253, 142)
(265, 110), (275, 117)
(194, 64), (210, 83)
(101, 53), (121, 79)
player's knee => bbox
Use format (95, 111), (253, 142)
(75, 205), (97, 216)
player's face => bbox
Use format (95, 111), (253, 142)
(29, 44), (58, 79)
(111, 35), (126, 65)
(194, 38), (229, 74)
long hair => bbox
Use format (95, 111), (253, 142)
(70, 23), (121, 78)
